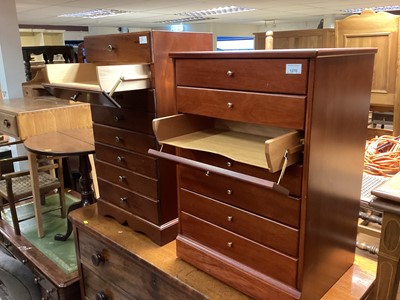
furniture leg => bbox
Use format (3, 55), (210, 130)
(54, 154), (94, 241)
(28, 152), (43, 238)
(79, 154), (94, 206)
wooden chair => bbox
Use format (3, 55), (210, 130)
(0, 140), (65, 237)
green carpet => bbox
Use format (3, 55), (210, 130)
(1, 193), (79, 274)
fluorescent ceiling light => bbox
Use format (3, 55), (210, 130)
(59, 9), (132, 19)
(342, 6), (400, 14)
(158, 17), (216, 24)
(176, 6), (255, 18)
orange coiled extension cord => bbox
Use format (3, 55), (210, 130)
(364, 135), (400, 177)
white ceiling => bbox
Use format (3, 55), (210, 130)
(14, 0), (400, 28)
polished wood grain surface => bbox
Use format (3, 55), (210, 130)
(23, 128), (94, 156)
(369, 172), (400, 299)
(0, 97), (92, 139)
(70, 204), (377, 300)
(336, 9), (400, 136)
(322, 254), (377, 300)
(166, 49), (377, 299)
(254, 29), (335, 50)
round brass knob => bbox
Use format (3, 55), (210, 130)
(106, 44), (114, 51)
(227, 216), (233, 222)
(205, 171), (210, 177)
(226, 161), (232, 167)
(227, 189), (232, 195)
(118, 175), (126, 182)
(117, 156), (124, 163)
(226, 70), (233, 77)
(113, 115), (119, 121)
(115, 136), (121, 143)
(227, 102), (233, 108)
(120, 196), (127, 202)
(227, 242), (233, 248)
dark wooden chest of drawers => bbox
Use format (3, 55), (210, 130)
(151, 49), (377, 299)
(85, 31), (212, 246)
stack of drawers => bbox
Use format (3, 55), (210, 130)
(75, 223), (206, 299)
(83, 31), (212, 246)
(152, 49), (376, 299)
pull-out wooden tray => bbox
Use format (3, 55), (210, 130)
(44, 63), (151, 92)
(152, 114), (303, 173)
(42, 63), (151, 107)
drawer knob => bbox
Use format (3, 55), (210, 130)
(205, 170), (210, 176)
(120, 196), (127, 202)
(227, 216), (233, 222)
(106, 44), (114, 51)
(96, 291), (109, 300)
(227, 189), (233, 195)
(226, 161), (232, 167)
(3, 119), (10, 128)
(46, 288), (55, 295)
(91, 251), (105, 266)
(227, 102), (234, 108)
(115, 136), (121, 143)
(34, 276), (42, 284)
(227, 242), (233, 248)
(117, 156), (124, 163)
(118, 175), (126, 182)
(226, 70), (234, 77)
(113, 115), (120, 122)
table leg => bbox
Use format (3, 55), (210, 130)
(28, 152), (44, 238)
(55, 154), (94, 241)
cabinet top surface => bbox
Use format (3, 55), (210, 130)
(170, 48), (377, 59)
(0, 97), (88, 114)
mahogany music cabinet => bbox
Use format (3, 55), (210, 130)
(150, 48), (377, 299)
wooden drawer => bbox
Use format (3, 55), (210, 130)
(152, 114), (303, 173)
(84, 32), (152, 64)
(178, 165), (300, 228)
(78, 229), (202, 300)
(97, 179), (160, 224)
(180, 212), (298, 287)
(180, 188), (299, 257)
(177, 87), (306, 130)
(95, 142), (158, 178)
(96, 160), (158, 199)
(178, 148), (302, 197)
(113, 89), (156, 111)
(175, 58), (308, 95)
(91, 105), (154, 135)
(33, 268), (60, 300)
(82, 265), (131, 300)
(93, 123), (157, 155)
(0, 111), (18, 137)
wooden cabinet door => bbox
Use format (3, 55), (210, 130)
(335, 9), (400, 138)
